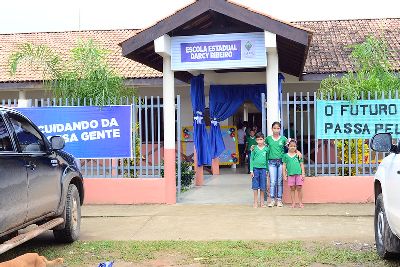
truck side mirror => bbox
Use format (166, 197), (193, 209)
(370, 133), (394, 153)
(50, 136), (65, 151)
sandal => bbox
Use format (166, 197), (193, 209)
(291, 203), (296, 208)
(299, 203), (304, 208)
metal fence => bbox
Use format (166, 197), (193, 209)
(275, 91), (390, 177)
(1, 96), (182, 180)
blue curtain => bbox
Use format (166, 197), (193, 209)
(209, 84), (266, 158)
(190, 75), (211, 166)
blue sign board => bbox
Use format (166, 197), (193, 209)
(316, 100), (400, 139)
(17, 106), (132, 158)
(171, 32), (266, 71)
(180, 40), (242, 62)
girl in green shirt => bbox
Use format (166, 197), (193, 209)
(283, 140), (306, 208)
(266, 122), (287, 207)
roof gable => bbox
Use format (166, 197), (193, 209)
(120, 0), (313, 80)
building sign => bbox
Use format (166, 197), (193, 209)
(181, 40), (241, 62)
(316, 100), (400, 139)
(171, 32), (266, 71)
(17, 106), (132, 158)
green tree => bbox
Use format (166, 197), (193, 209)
(318, 36), (400, 101)
(9, 39), (135, 105)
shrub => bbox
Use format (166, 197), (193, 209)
(161, 160), (195, 191)
(336, 139), (369, 176)
(121, 123), (141, 178)
(318, 36), (400, 101)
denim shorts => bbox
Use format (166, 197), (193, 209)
(252, 168), (267, 191)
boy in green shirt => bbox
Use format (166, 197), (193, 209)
(245, 129), (257, 174)
(250, 132), (269, 208)
(283, 139), (306, 208)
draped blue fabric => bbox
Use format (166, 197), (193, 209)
(209, 84), (266, 158)
(190, 75), (211, 166)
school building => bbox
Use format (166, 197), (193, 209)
(0, 0), (399, 204)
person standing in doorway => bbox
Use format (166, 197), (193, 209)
(266, 122), (302, 207)
(237, 123), (246, 166)
(245, 129), (257, 174)
(242, 121), (249, 138)
(250, 132), (269, 208)
(283, 139), (306, 208)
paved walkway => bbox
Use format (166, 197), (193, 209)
(178, 167), (251, 204)
(77, 169), (375, 242)
(80, 204), (374, 242)
(28, 169), (376, 244)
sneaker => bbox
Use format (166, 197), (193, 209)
(268, 200), (275, 207)
(277, 200), (283, 207)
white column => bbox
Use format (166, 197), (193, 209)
(265, 31), (280, 136)
(18, 89), (31, 107)
(162, 55), (175, 149)
(155, 35), (175, 150)
(243, 104), (249, 121)
(155, 35), (176, 203)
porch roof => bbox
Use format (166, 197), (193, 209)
(120, 0), (313, 82)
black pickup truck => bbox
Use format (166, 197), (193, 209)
(0, 107), (84, 253)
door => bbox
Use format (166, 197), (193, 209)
(7, 112), (62, 220)
(385, 152), (400, 234)
(0, 114), (28, 233)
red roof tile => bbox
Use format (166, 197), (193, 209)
(0, 29), (162, 83)
(0, 18), (399, 83)
(294, 18), (400, 75)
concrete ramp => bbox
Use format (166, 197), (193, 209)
(179, 168), (253, 205)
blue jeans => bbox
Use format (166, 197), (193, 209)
(269, 159), (283, 200)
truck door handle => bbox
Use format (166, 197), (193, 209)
(24, 162), (36, 170)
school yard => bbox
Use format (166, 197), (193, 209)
(2, 172), (399, 266)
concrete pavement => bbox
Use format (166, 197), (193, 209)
(79, 169), (375, 242)
(178, 167), (252, 204)
(80, 204), (374, 242)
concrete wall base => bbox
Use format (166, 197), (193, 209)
(83, 176), (375, 205)
(282, 176), (374, 204)
(84, 178), (166, 204)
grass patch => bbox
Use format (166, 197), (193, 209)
(0, 240), (399, 266)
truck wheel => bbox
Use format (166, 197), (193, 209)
(375, 193), (400, 258)
(53, 184), (81, 243)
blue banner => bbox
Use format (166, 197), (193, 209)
(17, 106), (132, 158)
(316, 100), (400, 139)
(181, 40), (241, 62)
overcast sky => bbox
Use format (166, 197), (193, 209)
(1, 0), (399, 34)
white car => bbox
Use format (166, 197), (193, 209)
(371, 133), (400, 258)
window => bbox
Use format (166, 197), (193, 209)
(8, 113), (46, 152)
(0, 116), (13, 152)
